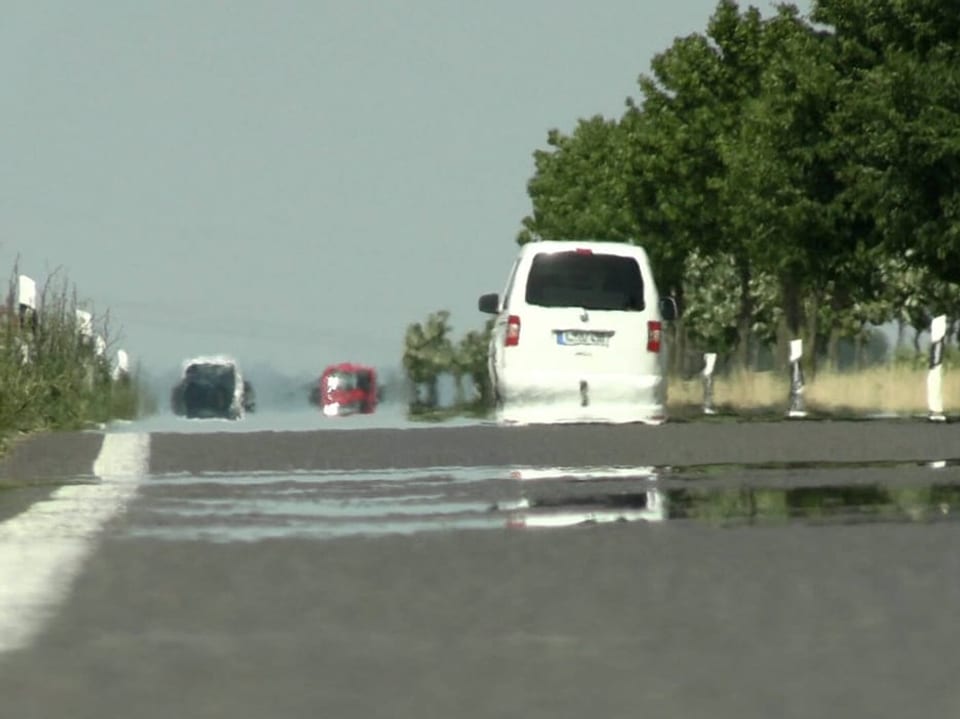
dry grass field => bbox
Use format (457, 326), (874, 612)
(668, 365), (959, 416)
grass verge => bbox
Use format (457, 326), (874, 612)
(0, 267), (155, 455)
(669, 365), (959, 417)
(409, 363), (960, 422)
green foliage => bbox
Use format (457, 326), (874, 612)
(680, 250), (783, 355)
(891, 343), (960, 372)
(670, 482), (960, 525)
(0, 268), (153, 443)
(402, 310), (493, 417)
(822, 0), (960, 283)
(456, 318), (495, 407)
(400, 2), (960, 397)
(515, 0), (960, 367)
(403, 310), (454, 408)
(518, 117), (640, 247)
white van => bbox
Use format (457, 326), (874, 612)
(478, 240), (676, 425)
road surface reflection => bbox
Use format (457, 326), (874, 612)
(104, 459), (960, 542)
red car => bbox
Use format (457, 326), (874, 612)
(310, 363), (378, 416)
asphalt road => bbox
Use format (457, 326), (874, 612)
(6, 419), (960, 477)
(1, 419), (960, 718)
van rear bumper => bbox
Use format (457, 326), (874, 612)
(496, 370), (667, 425)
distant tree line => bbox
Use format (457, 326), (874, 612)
(402, 0), (960, 400)
(517, 0), (960, 375)
(402, 311), (493, 413)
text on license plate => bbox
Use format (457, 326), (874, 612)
(555, 330), (613, 347)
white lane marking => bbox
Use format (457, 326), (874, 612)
(0, 432), (149, 654)
(142, 464), (663, 486)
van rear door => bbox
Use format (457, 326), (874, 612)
(509, 248), (661, 375)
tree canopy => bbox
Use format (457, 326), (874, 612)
(518, 0), (960, 370)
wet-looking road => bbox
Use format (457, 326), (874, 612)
(1, 411), (959, 718)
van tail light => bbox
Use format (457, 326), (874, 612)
(505, 315), (521, 347)
(647, 320), (662, 352)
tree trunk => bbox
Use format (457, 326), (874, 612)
(783, 276), (803, 337)
(827, 327), (841, 371)
(453, 372), (465, 405)
(735, 257), (753, 372)
(669, 318), (686, 378)
(668, 285), (686, 378)
(667, 320), (680, 377)
(804, 291), (820, 379)
(473, 371), (492, 406)
(776, 275), (804, 372)
(775, 315), (790, 374)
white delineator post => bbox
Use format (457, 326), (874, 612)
(16, 274), (37, 333)
(16, 274), (36, 312)
(74, 309), (95, 389)
(787, 338), (807, 418)
(927, 314), (947, 422)
(702, 352), (717, 415)
(75, 309), (93, 342)
(14, 275), (37, 361)
(112, 349), (130, 382)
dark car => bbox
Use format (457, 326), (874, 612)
(171, 355), (255, 420)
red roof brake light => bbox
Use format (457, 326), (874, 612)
(575, 248), (593, 255)
(506, 315), (521, 347)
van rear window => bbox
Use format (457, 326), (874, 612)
(525, 251), (645, 311)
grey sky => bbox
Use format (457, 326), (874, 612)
(2, 0), (812, 378)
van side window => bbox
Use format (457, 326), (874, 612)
(501, 258), (521, 310)
(525, 252), (645, 311)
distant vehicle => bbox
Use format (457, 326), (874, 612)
(309, 363), (378, 416)
(171, 355), (256, 420)
(478, 240), (677, 425)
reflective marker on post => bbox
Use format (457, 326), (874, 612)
(702, 352), (717, 415)
(927, 314), (947, 423)
(787, 339), (807, 418)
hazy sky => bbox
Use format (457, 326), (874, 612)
(2, 0), (812, 378)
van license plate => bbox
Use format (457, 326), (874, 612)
(556, 330), (612, 347)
